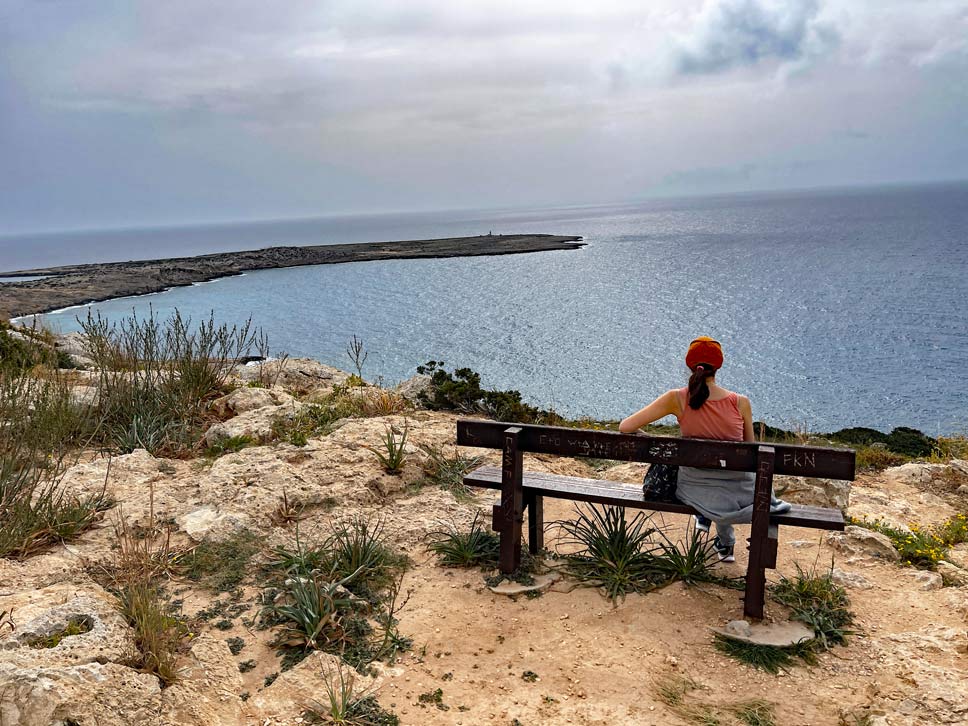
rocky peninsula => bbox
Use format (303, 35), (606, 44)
(0, 233), (584, 320)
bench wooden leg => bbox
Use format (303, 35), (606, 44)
(744, 445), (775, 620)
(525, 493), (544, 554)
(498, 427), (524, 574)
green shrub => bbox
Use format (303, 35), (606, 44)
(854, 445), (909, 472)
(427, 513), (501, 568)
(81, 309), (259, 456)
(715, 564), (855, 673)
(849, 514), (968, 569)
(0, 371), (109, 560)
(885, 427), (937, 457)
(266, 518), (412, 671)
(325, 516), (410, 601)
(772, 564), (854, 648)
(826, 425), (937, 458)
(204, 435), (254, 458)
(271, 572), (363, 650)
(415, 361), (548, 423)
(556, 505), (666, 603)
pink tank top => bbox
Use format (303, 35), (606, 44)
(676, 388), (745, 441)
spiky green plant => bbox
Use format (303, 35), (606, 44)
(304, 661), (399, 725)
(368, 423), (408, 474)
(427, 513), (501, 568)
(772, 563), (854, 648)
(325, 516), (409, 600)
(272, 569), (364, 650)
(556, 505), (664, 603)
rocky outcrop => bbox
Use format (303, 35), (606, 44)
(0, 575), (159, 726)
(775, 475), (851, 512)
(232, 357), (350, 395)
(210, 386), (295, 416)
(826, 525), (901, 562)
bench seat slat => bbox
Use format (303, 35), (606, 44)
(464, 465), (844, 531)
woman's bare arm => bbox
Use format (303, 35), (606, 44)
(737, 395), (755, 442)
(618, 390), (680, 433)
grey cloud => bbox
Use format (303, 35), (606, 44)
(673, 0), (839, 75)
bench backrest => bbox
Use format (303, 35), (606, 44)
(456, 419), (855, 480)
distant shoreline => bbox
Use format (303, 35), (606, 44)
(0, 233), (584, 321)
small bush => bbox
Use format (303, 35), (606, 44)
(325, 516), (410, 601)
(0, 371), (110, 559)
(271, 572), (363, 650)
(826, 425), (937, 458)
(266, 519), (412, 672)
(360, 389), (409, 417)
(427, 513), (501, 568)
(849, 515), (968, 569)
(854, 445), (909, 472)
(271, 396), (364, 446)
(82, 309), (260, 456)
(415, 361), (549, 423)
(716, 564), (855, 673)
(556, 505), (664, 603)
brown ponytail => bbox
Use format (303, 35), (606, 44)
(688, 364), (713, 409)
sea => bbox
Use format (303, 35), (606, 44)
(5, 181), (967, 435)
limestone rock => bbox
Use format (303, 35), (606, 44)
(831, 567), (873, 590)
(775, 475), (850, 512)
(826, 526), (900, 562)
(395, 373), (432, 402)
(159, 634), (245, 726)
(210, 386), (294, 416)
(886, 462), (946, 486)
(204, 402), (303, 445)
(249, 651), (379, 720)
(233, 357), (350, 395)
(906, 569), (943, 591)
(947, 544), (968, 571)
(178, 507), (253, 542)
(0, 662), (162, 726)
(949, 459), (968, 476)
(937, 561), (968, 587)
(885, 625), (967, 655)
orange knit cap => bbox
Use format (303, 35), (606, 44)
(685, 336), (723, 370)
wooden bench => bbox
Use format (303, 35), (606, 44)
(456, 419), (855, 619)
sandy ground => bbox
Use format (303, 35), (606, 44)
(2, 401), (966, 725)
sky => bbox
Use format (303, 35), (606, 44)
(1, 0), (967, 234)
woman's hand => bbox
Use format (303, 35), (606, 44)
(618, 390), (680, 433)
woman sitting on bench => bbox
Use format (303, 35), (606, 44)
(618, 336), (789, 562)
